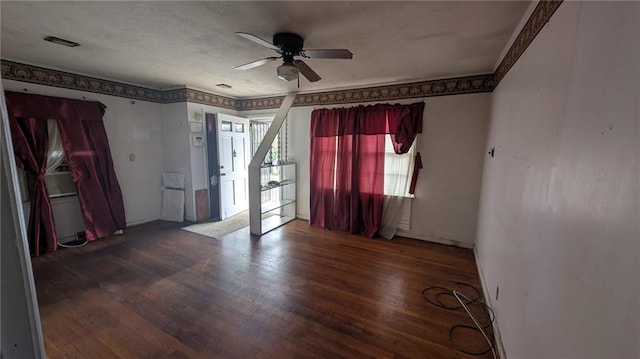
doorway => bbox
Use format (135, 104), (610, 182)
(205, 113), (250, 221)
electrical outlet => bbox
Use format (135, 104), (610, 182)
(496, 286), (500, 301)
(129, 153), (135, 162)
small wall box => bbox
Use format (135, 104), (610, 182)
(192, 135), (204, 146)
(190, 122), (203, 133)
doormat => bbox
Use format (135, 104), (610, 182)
(182, 210), (248, 239)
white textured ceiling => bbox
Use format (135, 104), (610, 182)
(1, 1), (530, 98)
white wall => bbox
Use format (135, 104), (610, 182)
(164, 102), (238, 221)
(3, 80), (166, 226)
(281, 106), (311, 220)
(186, 102), (238, 199)
(272, 93), (490, 247)
(475, 2), (639, 358)
(398, 94), (489, 246)
(162, 102), (193, 219)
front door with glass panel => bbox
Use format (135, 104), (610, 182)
(217, 114), (250, 219)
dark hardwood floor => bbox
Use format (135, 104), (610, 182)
(32, 220), (492, 358)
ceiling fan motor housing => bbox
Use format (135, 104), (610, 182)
(273, 32), (304, 61)
(234, 31), (350, 83)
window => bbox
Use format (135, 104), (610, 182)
(321, 134), (416, 198)
(44, 162), (76, 198)
(309, 103), (423, 236)
(221, 121), (232, 132)
(249, 115), (288, 166)
(250, 115), (290, 204)
(383, 135), (416, 197)
(17, 120), (76, 201)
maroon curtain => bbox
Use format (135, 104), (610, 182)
(389, 102), (424, 154)
(337, 132), (385, 236)
(5, 91), (126, 249)
(309, 110), (339, 229)
(310, 102), (423, 237)
(409, 152), (423, 195)
(56, 116), (126, 240)
(390, 102), (425, 193)
(9, 117), (56, 255)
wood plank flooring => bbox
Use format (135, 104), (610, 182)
(32, 220), (493, 359)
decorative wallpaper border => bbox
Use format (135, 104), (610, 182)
(494, 0), (563, 84)
(1, 58), (493, 110)
(0, 60), (164, 103)
(239, 74), (495, 111)
(161, 88), (238, 110)
(1, 1), (563, 110)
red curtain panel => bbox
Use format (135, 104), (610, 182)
(342, 132), (385, 237)
(389, 102), (424, 154)
(309, 103), (423, 237)
(309, 135), (338, 230)
(8, 116), (56, 255)
(56, 116), (126, 240)
(409, 152), (423, 195)
(5, 91), (126, 253)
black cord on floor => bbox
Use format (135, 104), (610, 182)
(422, 282), (497, 357)
(57, 237), (88, 248)
(422, 282), (482, 310)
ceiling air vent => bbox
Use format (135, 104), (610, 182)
(43, 36), (80, 48)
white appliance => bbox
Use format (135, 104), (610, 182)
(161, 172), (185, 222)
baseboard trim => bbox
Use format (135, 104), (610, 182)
(292, 217), (474, 250)
(183, 215), (196, 222)
(126, 216), (161, 227)
(395, 230), (474, 249)
(473, 247), (507, 359)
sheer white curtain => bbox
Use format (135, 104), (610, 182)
(46, 119), (65, 173)
(380, 135), (416, 239)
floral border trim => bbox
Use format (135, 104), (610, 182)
(239, 74), (495, 110)
(2, 58), (493, 110)
(1, 60), (165, 103)
(495, 0), (563, 84)
(1, 60), (240, 110)
(161, 88), (238, 110)
(1, 1), (563, 110)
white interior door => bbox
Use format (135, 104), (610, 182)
(217, 114), (250, 219)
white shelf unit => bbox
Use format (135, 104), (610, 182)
(250, 163), (296, 235)
(247, 93), (297, 236)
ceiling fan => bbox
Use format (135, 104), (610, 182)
(234, 32), (353, 83)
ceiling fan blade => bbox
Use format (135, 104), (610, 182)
(235, 56), (280, 71)
(236, 32), (280, 51)
(293, 60), (321, 82)
(301, 49), (353, 59)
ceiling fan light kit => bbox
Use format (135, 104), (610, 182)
(234, 32), (353, 83)
(277, 63), (299, 82)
